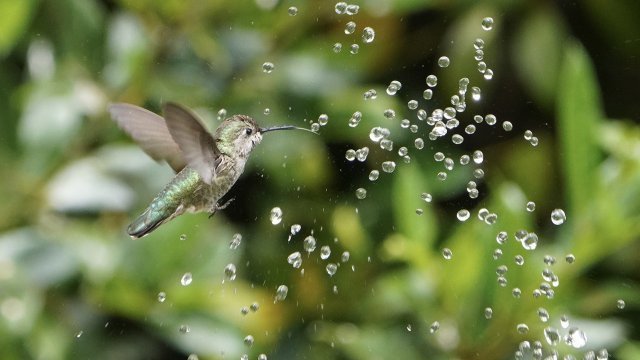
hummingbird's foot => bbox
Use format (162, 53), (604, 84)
(208, 198), (235, 218)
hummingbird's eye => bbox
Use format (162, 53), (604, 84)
(245, 128), (253, 135)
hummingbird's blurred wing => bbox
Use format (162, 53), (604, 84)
(108, 103), (187, 172)
(163, 103), (219, 185)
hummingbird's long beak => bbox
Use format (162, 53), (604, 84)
(259, 125), (316, 134)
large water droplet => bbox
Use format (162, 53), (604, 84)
(426, 75), (438, 87)
(368, 170), (379, 181)
(564, 327), (587, 348)
(381, 161), (396, 173)
(522, 232), (538, 250)
(438, 56), (450, 68)
(502, 121), (513, 131)
(181, 272), (192, 286)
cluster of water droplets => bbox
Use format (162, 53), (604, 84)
(332, 2), (375, 54)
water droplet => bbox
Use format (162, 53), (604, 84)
(551, 209), (566, 225)
(318, 114), (329, 126)
(270, 207), (283, 225)
(406, 324), (412, 332)
(355, 188), (367, 199)
(544, 255), (556, 266)
(526, 201), (536, 212)
(187, 354), (199, 360)
(303, 236), (316, 253)
(426, 75), (438, 87)
(544, 327), (560, 346)
(421, 193), (432, 202)
(362, 27), (375, 43)
(416, 208), (424, 215)
(341, 251), (350, 262)
(326, 263), (338, 276)
(348, 111), (362, 128)
(451, 134), (464, 144)
(288, 6), (298, 16)
(411, 138), (424, 150)
(230, 233), (242, 249)
(565, 327), (587, 348)
(457, 209), (470, 221)
(465, 124), (476, 134)
(217, 108), (227, 121)
(423, 89), (433, 100)
(290, 224), (301, 237)
(437, 56), (450, 67)
(400, 119), (410, 128)
(497, 276), (507, 287)
(258, 354), (267, 360)
(522, 232), (538, 250)
(481, 17), (494, 31)
(250, 302), (260, 312)
(334, 2), (347, 14)
(332, 42), (343, 53)
(429, 321), (440, 333)
(181, 273), (192, 286)
(431, 121), (447, 137)
(442, 248), (452, 260)
(410, 124), (418, 133)
(224, 263), (237, 281)
(386, 80), (402, 95)
(495, 231), (507, 244)
(417, 109), (427, 121)
(460, 154), (470, 165)
(383, 109), (396, 120)
(436, 172), (447, 181)
(516, 323), (529, 334)
(244, 335), (254, 347)
(287, 252), (302, 268)
(515, 255), (524, 266)
(262, 62), (275, 74)
(310, 123), (320, 132)
(369, 126), (388, 142)
(484, 307), (493, 319)
(368, 170), (379, 181)
(345, 4), (359, 15)
(538, 307), (549, 322)
(179, 234), (187, 241)
(345, 149), (356, 161)
(565, 253), (575, 264)
(493, 249), (502, 259)
(381, 161), (396, 173)
(349, 44), (359, 54)
(502, 121), (513, 131)
(363, 89), (377, 100)
(179, 324), (190, 334)
(156, 291), (167, 303)
(240, 307), (249, 315)
(475, 49), (484, 61)
(473, 168), (485, 179)
(483, 68), (494, 80)
(617, 299), (625, 309)
(275, 285), (288, 302)
(344, 21), (356, 34)
(444, 157), (454, 171)
(484, 114), (496, 125)
(530, 136), (539, 146)
(512, 287), (522, 298)
(355, 147), (369, 162)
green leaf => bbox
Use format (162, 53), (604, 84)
(556, 41), (604, 216)
(0, 0), (36, 56)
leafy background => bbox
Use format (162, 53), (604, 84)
(0, 0), (639, 359)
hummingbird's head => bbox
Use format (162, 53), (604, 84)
(215, 115), (263, 157)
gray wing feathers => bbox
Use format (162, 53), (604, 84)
(108, 103), (186, 172)
(163, 103), (218, 185)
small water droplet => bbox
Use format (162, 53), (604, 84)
(493, 249), (503, 259)
(457, 209), (470, 221)
(262, 62), (275, 74)
(320, 246), (331, 260)
(368, 170), (379, 181)
(484, 307), (493, 319)
(179, 324), (190, 334)
(334, 2), (347, 14)
(538, 307), (549, 322)
(565, 253), (575, 264)
(472, 150), (484, 164)
(181, 272), (192, 286)
(287, 6), (298, 16)
(217, 108), (227, 121)
(341, 251), (350, 262)
(516, 323), (529, 334)
(381, 161), (396, 173)
(526, 201), (536, 212)
(515, 255), (524, 266)
(386, 80), (402, 95)
(288, 252), (302, 268)
(451, 134), (464, 144)
(362, 27), (375, 43)
(617, 299), (626, 309)
(406, 324), (412, 332)
(274, 285), (288, 302)
(269, 207), (283, 225)
(157, 291), (166, 303)
(544, 327), (561, 346)
(179, 234), (187, 241)
(426, 75), (438, 87)
(383, 109), (396, 120)
(502, 121), (513, 131)
(318, 114), (329, 126)
(442, 248), (452, 260)
(303, 236), (316, 253)
(348, 111), (362, 128)
(437, 56), (450, 67)
(349, 43), (359, 54)
(551, 209), (566, 225)
(230, 233), (242, 249)
(565, 327), (587, 348)
(187, 354), (199, 360)
(436, 171), (447, 181)
(326, 263), (338, 276)
(423, 89), (433, 100)
(75, 330), (83, 338)
(344, 21), (356, 34)
(429, 321), (440, 333)
(483, 68), (494, 80)
(241, 307), (249, 315)
(465, 124), (476, 134)
(522, 232), (538, 250)
(224, 263), (237, 281)
(290, 224), (301, 236)
(345, 149), (356, 161)
(345, 4), (359, 15)
(355, 187), (367, 199)
(421, 193), (432, 203)
(244, 335), (254, 347)
(481, 17), (494, 30)
(332, 42), (343, 53)
(250, 302), (260, 312)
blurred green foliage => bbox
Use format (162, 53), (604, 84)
(0, 0), (639, 359)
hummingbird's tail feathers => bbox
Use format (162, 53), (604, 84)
(127, 207), (171, 239)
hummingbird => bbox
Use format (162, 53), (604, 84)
(108, 102), (311, 239)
